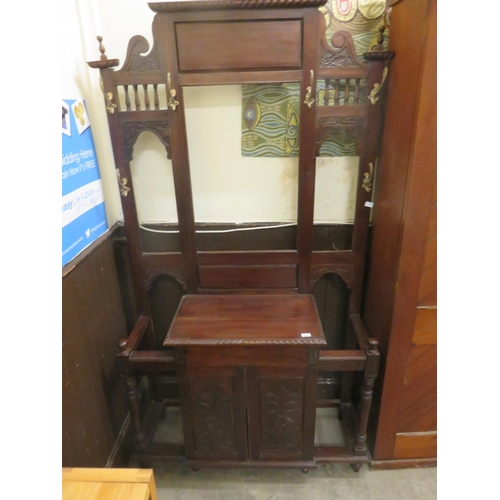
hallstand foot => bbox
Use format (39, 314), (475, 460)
(301, 468), (309, 474)
(350, 463), (362, 473)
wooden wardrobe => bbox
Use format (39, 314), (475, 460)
(363, 0), (437, 469)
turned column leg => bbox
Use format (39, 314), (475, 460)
(123, 374), (148, 452)
(117, 339), (148, 453)
(352, 339), (379, 472)
(353, 373), (376, 456)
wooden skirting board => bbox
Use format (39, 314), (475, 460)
(370, 457), (437, 471)
(393, 432), (437, 460)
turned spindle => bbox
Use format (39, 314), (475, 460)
(87, 36), (119, 69)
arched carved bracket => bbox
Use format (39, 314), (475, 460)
(121, 120), (171, 161)
(144, 267), (186, 291)
(119, 35), (160, 73)
(319, 27), (366, 69)
(315, 116), (366, 157)
(310, 265), (353, 289)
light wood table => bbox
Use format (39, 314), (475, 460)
(62, 468), (159, 500)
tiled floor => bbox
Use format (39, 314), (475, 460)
(152, 461), (437, 500)
(151, 407), (437, 499)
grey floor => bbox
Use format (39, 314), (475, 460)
(152, 461), (437, 500)
(150, 408), (437, 500)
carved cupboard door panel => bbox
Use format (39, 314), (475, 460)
(186, 366), (247, 461)
(247, 367), (307, 461)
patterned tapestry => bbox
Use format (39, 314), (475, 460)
(241, 0), (390, 158)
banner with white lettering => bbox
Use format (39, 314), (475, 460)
(62, 99), (107, 266)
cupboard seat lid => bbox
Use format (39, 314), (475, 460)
(164, 294), (326, 346)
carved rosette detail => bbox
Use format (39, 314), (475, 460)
(315, 116), (366, 157)
(310, 265), (354, 288)
(144, 267), (186, 291)
(121, 120), (171, 161)
(261, 379), (302, 451)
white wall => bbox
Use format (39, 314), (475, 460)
(73, 0), (359, 225)
(63, 0), (124, 226)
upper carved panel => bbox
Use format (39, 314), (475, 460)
(320, 30), (366, 68)
(119, 35), (160, 74)
(121, 120), (172, 161)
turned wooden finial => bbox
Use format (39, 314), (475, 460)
(368, 338), (379, 354)
(376, 26), (385, 51)
(97, 36), (107, 60)
(118, 339), (128, 350)
(87, 37), (120, 69)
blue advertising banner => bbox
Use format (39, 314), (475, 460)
(62, 99), (108, 266)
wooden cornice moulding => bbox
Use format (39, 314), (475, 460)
(164, 337), (328, 346)
(149, 0), (328, 12)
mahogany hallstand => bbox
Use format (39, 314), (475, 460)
(88, 0), (394, 473)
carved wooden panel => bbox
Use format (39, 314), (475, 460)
(319, 31), (365, 68)
(175, 20), (303, 72)
(315, 116), (366, 157)
(121, 120), (171, 161)
(120, 35), (160, 73)
(190, 376), (237, 454)
(144, 266), (186, 291)
(310, 264), (354, 288)
(259, 377), (304, 452)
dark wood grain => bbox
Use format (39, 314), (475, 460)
(164, 294), (326, 345)
(149, 0), (327, 12)
(318, 350), (366, 371)
(176, 21), (302, 72)
(86, 0), (390, 470)
(198, 265), (297, 289)
(62, 228), (130, 467)
(296, 8), (320, 292)
(186, 346), (308, 367)
(362, 0), (437, 462)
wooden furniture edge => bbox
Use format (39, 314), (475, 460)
(370, 457), (437, 470)
(62, 221), (123, 278)
(118, 315), (151, 354)
(62, 467), (158, 500)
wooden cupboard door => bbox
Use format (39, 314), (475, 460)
(247, 366), (308, 461)
(187, 366), (247, 461)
